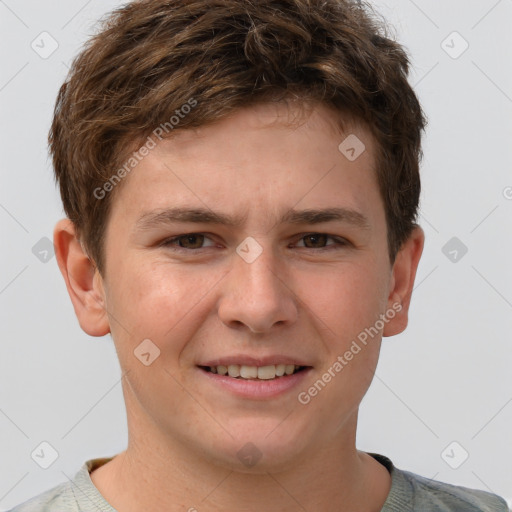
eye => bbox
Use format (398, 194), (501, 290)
(161, 233), (216, 250)
(294, 233), (348, 249)
(160, 232), (349, 252)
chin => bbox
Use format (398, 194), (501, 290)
(203, 417), (315, 474)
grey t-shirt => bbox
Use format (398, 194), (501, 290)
(8, 453), (509, 511)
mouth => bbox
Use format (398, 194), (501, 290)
(197, 359), (313, 399)
(199, 364), (307, 380)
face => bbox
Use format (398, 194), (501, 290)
(96, 102), (402, 471)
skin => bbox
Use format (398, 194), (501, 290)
(54, 101), (424, 512)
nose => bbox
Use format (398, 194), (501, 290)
(217, 247), (298, 333)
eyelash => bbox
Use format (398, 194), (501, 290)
(160, 233), (350, 252)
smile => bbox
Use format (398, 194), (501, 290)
(201, 364), (306, 380)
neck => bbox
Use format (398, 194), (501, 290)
(90, 411), (391, 512)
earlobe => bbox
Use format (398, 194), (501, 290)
(383, 226), (425, 337)
(53, 218), (111, 337)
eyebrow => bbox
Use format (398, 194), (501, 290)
(135, 206), (371, 231)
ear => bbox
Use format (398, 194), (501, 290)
(53, 218), (110, 337)
(383, 226), (425, 337)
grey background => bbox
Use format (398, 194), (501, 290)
(1, 0), (511, 509)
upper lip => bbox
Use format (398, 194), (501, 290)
(199, 355), (311, 367)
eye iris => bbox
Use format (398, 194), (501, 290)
(172, 234), (334, 250)
(179, 234), (204, 249)
(304, 234), (327, 248)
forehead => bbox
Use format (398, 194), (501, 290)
(151, 101), (369, 161)
(107, 102), (382, 230)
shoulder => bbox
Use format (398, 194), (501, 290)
(7, 458), (115, 512)
(369, 453), (509, 512)
(400, 468), (509, 512)
(7, 481), (79, 512)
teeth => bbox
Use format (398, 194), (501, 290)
(240, 365), (258, 378)
(208, 364), (303, 380)
(228, 364), (240, 377)
(257, 365), (276, 380)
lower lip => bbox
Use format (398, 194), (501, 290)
(197, 367), (312, 399)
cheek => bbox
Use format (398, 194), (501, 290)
(106, 258), (227, 361)
(292, 260), (389, 341)
(291, 261), (388, 404)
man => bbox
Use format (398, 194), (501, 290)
(10, 0), (508, 510)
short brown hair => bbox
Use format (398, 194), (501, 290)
(50, 0), (426, 274)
